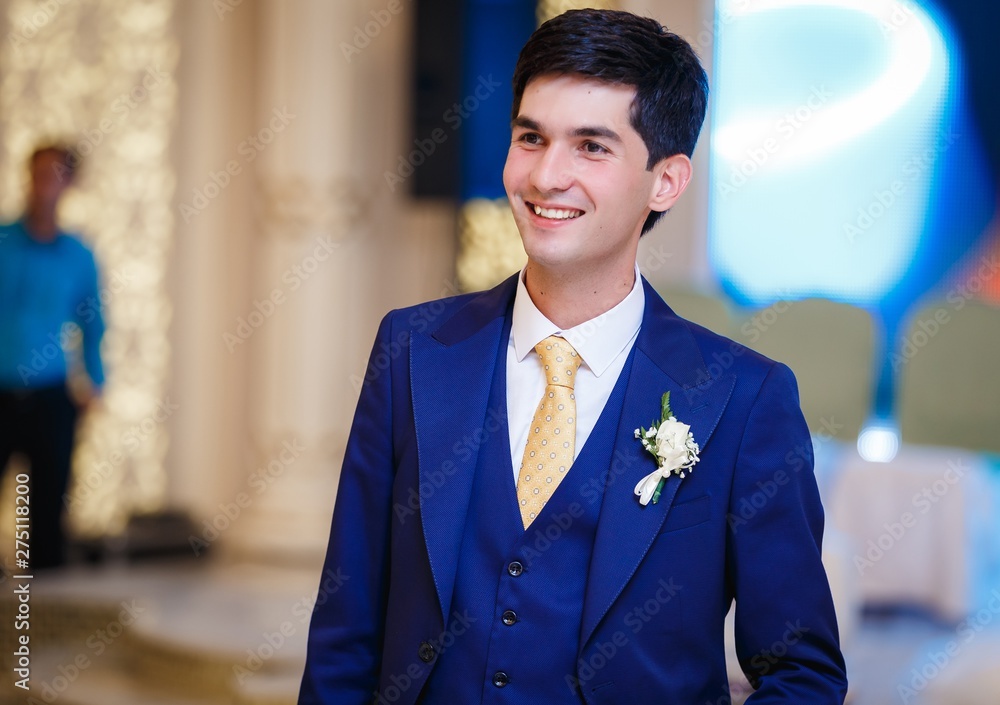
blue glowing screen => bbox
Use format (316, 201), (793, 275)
(708, 0), (994, 311)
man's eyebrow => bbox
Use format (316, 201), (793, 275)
(511, 116), (541, 131)
(572, 126), (622, 143)
(511, 116), (622, 144)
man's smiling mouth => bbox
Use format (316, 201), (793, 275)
(530, 203), (583, 220)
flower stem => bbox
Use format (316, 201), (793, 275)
(651, 478), (665, 504)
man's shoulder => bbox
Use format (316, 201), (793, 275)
(646, 284), (785, 384)
(682, 315), (778, 373)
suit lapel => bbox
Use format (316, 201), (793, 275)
(410, 275), (517, 624)
(580, 278), (736, 647)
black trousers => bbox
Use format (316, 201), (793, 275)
(0, 384), (79, 569)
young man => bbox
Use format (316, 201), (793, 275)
(0, 146), (105, 569)
(300, 9), (847, 704)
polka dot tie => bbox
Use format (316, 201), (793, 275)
(517, 336), (582, 529)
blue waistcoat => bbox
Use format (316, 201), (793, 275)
(418, 320), (636, 705)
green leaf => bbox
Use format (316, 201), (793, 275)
(661, 391), (672, 420)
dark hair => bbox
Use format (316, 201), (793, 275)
(30, 144), (79, 181)
(511, 9), (709, 234)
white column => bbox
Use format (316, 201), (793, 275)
(179, 0), (459, 567)
(219, 0), (366, 567)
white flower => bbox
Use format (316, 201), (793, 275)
(655, 418), (691, 466)
(633, 391), (701, 506)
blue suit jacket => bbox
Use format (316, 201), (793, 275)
(300, 274), (847, 704)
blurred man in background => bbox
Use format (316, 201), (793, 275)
(0, 145), (105, 570)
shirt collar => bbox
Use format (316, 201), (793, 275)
(511, 263), (645, 377)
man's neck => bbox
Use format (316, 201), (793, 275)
(23, 207), (59, 243)
(523, 259), (637, 330)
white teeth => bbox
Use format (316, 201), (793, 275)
(532, 204), (581, 220)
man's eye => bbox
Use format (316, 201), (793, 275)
(519, 133), (541, 145)
(584, 142), (608, 154)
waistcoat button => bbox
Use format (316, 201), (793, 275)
(417, 641), (435, 663)
(493, 671), (510, 687)
(507, 561), (523, 576)
(501, 610), (517, 626)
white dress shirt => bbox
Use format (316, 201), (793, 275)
(507, 264), (645, 484)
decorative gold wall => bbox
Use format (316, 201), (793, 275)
(0, 0), (178, 536)
(537, 0), (618, 24)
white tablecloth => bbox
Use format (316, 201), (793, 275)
(824, 443), (1000, 622)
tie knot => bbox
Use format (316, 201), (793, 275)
(534, 336), (582, 389)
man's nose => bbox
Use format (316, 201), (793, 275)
(530, 145), (574, 192)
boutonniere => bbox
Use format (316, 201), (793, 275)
(633, 392), (701, 506)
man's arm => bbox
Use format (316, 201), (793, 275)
(728, 362), (848, 703)
(299, 312), (399, 705)
(74, 250), (104, 392)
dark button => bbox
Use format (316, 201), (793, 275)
(501, 610), (517, 626)
(507, 561), (523, 577)
(492, 671), (510, 688)
(417, 641), (435, 663)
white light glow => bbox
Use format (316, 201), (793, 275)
(857, 421), (901, 463)
(714, 0), (943, 168)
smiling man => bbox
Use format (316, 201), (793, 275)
(300, 9), (847, 705)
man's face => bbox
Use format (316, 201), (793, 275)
(28, 150), (72, 211)
(503, 74), (661, 275)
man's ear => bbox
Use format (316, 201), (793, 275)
(648, 154), (693, 214)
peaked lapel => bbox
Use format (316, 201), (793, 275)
(580, 278), (736, 648)
(410, 275), (518, 624)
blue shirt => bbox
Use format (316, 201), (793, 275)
(0, 220), (105, 389)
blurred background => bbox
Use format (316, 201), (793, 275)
(0, 0), (997, 703)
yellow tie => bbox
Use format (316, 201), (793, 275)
(517, 336), (582, 528)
